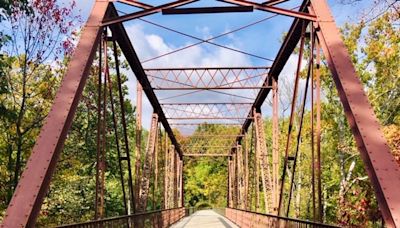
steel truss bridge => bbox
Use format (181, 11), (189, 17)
(1, 0), (399, 227)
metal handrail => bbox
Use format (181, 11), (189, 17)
(56, 207), (185, 228)
(225, 208), (340, 228)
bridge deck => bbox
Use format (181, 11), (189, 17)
(171, 209), (238, 228)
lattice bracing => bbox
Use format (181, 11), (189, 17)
(146, 68), (270, 90)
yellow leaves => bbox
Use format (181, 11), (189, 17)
(383, 125), (400, 166)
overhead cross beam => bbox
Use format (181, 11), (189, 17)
(184, 154), (233, 157)
(118, 0), (153, 9)
(103, 0), (198, 26)
(162, 6), (254, 14)
(153, 86), (272, 90)
(219, 0), (316, 21)
(110, 0), (315, 25)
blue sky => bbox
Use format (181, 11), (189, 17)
(61, 0), (375, 132)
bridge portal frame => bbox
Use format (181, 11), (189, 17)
(1, 0), (399, 227)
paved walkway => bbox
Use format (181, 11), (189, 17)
(171, 209), (238, 228)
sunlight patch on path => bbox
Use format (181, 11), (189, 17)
(171, 209), (238, 228)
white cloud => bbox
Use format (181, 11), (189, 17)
(125, 23), (251, 67)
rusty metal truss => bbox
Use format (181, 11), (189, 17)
(146, 67), (270, 90)
(2, 0), (400, 227)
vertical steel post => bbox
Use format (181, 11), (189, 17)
(98, 33), (108, 220)
(172, 148), (177, 208)
(135, 82), (143, 210)
(178, 158), (183, 207)
(315, 38), (323, 222)
(233, 151), (238, 208)
(286, 41), (312, 217)
(138, 113), (159, 212)
(254, 122), (260, 212)
(236, 144), (244, 209)
(181, 158), (184, 208)
(168, 145), (175, 209)
(244, 134), (249, 210)
(272, 78), (279, 214)
(112, 39), (136, 215)
(164, 139), (170, 209)
(95, 34), (103, 220)
(153, 125), (161, 210)
(254, 110), (272, 213)
(176, 155), (181, 207)
(106, 43), (128, 215)
(228, 158), (233, 208)
(309, 25), (316, 221)
(278, 22), (306, 215)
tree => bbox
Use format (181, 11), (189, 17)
(0, 0), (80, 198)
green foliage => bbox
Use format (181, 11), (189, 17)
(184, 157), (227, 208)
(181, 124), (236, 209)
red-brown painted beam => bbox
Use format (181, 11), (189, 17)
(1, 2), (110, 227)
(220, 0), (316, 21)
(170, 123), (242, 126)
(168, 117), (252, 120)
(144, 67), (270, 70)
(162, 6), (253, 14)
(262, 0), (288, 5)
(107, 5), (183, 157)
(103, 0), (197, 26)
(117, 0), (153, 9)
(310, 0), (400, 226)
(161, 102), (253, 105)
(183, 154), (233, 157)
(153, 86), (273, 90)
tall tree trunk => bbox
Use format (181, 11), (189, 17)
(7, 141), (13, 202)
(13, 55), (28, 189)
(13, 135), (23, 190)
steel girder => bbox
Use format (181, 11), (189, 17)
(137, 113), (159, 212)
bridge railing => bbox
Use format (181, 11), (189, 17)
(57, 207), (185, 228)
(225, 208), (339, 228)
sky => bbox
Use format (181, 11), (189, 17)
(58, 0), (376, 132)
